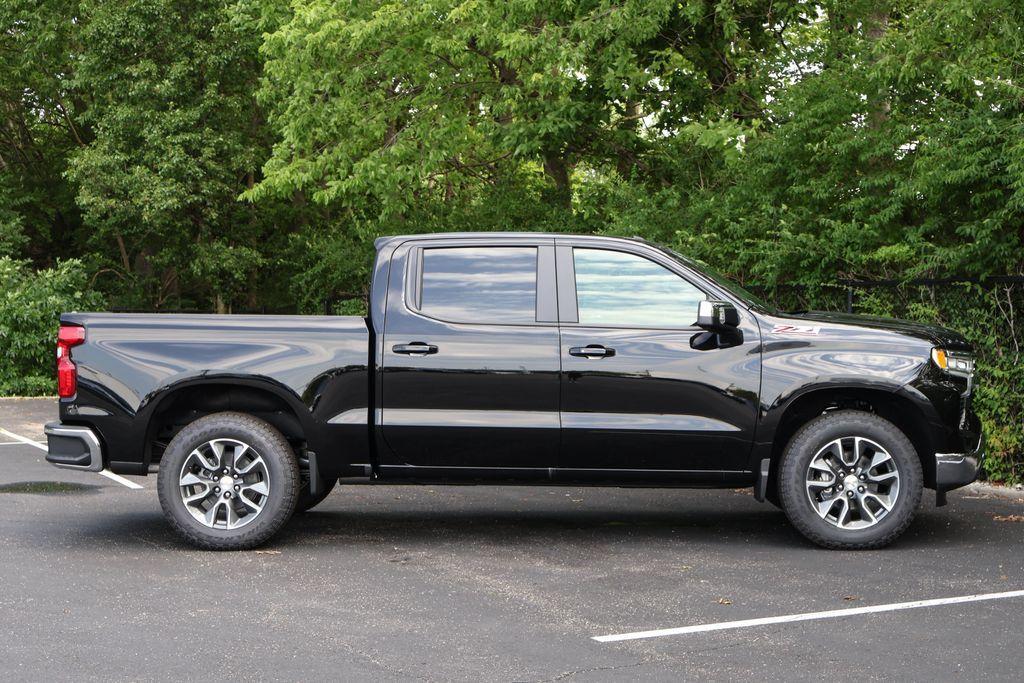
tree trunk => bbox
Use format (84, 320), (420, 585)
(865, 6), (891, 130)
(616, 102), (641, 179)
(543, 153), (571, 209)
(115, 234), (131, 272)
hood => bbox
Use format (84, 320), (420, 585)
(782, 310), (972, 350)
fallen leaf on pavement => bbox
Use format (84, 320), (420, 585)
(717, 598), (733, 605)
(843, 595), (858, 601)
(993, 514), (1024, 522)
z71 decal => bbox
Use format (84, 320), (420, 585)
(771, 324), (822, 336)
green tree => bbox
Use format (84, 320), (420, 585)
(0, 0), (88, 263)
(248, 0), (801, 214)
(684, 0), (1024, 286)
(66, 0), (296, 311)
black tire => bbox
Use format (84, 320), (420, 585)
(778, 410), (923, 550)
(295, 476), (337, 513)
(157, 412), (300, 550)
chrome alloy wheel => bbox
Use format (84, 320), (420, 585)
(805, 436), (901, 530)
(178, 438), (270, 530)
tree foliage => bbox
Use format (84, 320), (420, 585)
(0, 257), (104, 395)
(0, 0), (1021, 480)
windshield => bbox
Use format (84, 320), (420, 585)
(659, 245), (778, 313)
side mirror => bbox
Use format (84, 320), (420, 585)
(697, 300), (739, 330)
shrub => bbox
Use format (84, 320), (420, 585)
(0, 258), (105, 396)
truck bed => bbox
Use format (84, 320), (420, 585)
(58, 313), (371, 475)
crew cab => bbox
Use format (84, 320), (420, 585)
(45, 233), (984, 550)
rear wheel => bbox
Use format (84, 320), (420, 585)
(778, 410), (922, 549)
(157, 412), (300, 550)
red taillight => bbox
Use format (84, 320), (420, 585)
(56, 324), (85, 398)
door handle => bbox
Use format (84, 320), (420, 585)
(393, 342), (438, 356)
(569, 344), (615, 358)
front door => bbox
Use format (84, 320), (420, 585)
(379, 238), (561, 477)
(556, 241), (761, 477)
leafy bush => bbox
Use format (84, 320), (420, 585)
(0, 258), (105, 395)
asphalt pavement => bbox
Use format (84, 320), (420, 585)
(1, 398), (1022, 681)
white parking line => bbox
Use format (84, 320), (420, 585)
(0, 428), (47, 450)
(593, 589), (1024, 643)
(0, 427), (143, 490)
(96, 470), (144, 489)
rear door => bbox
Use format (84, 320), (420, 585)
(555, 239), (761, 477)
(378, 237), (561, 477)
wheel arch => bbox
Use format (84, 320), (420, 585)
(141, 376), (318, 471)
(764, 385), (938, 503)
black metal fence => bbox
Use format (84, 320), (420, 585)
(749, 275), (1024, 322)
(838, 275), (1024, 316)
(107, 299), (356, 316)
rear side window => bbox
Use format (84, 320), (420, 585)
(419, 247), (537, 324)
(573, 248), (706, 327)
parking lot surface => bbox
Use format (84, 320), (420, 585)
(1, 398), (1022, 681)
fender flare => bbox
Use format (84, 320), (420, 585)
(137, 374), (321, 469)
(750, 376), (941, 479)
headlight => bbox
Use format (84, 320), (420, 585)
(931, 347), (975, 378)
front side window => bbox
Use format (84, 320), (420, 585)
(573, 248), (705, 327)
(419, 247), (537, 324)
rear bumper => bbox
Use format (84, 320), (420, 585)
(44, 422), (104, 472)
(935, 429), (984, 493)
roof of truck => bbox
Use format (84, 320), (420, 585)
(373, 233), (650, 250)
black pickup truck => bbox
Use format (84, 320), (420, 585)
(45, 233), (983, 550)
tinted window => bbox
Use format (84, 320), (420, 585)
(420, 247), (537, 324)
(573, 248), (705, 327)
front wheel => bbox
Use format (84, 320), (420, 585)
(778, 410), (923, 550)
(157, 412), (300, 550)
